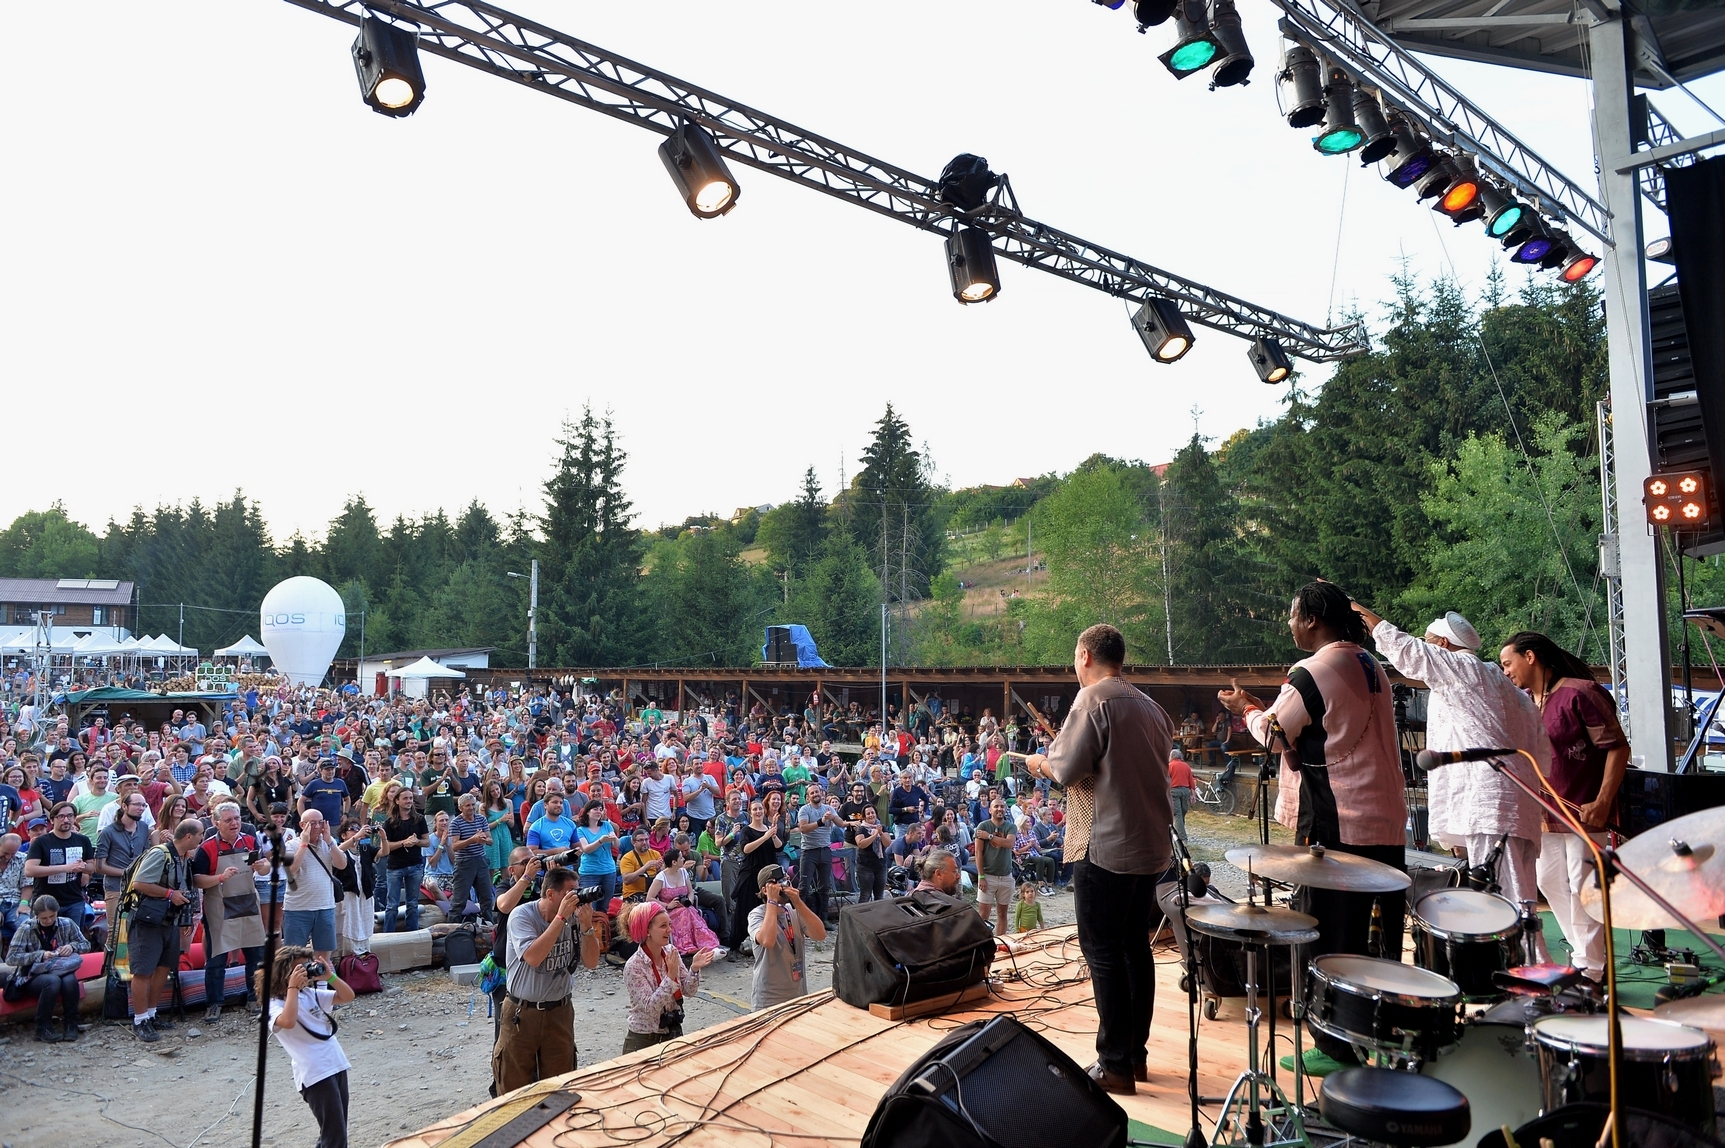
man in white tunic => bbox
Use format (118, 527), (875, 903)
(1353, 603), (1548, 945)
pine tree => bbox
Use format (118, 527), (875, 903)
(848, 405), (945, 601)
(538, 407), (648, 666)
(787, 532), (883, 667)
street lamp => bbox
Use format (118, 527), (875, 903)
(505, 559), (538, 669)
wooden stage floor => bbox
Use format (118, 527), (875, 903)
(386, 924), (1292, 1148)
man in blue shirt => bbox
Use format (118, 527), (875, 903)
(679, 759), (719, 840)
(525, 793), (578, 858)
(298, 759), (348, 827)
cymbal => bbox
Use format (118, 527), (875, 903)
(1580, 806), (1725, 929)
(1653, 995), (1725, 1043)
(1186, 901), (1320, 943)
(1224, 843), (1412, 893)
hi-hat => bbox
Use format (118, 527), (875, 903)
(1225, 843), (1412, 892)
(1186, 902), (1320, 943)
(1581, 806), (1725, 929)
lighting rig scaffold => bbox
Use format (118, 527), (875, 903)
(280, 0), (1368, 368)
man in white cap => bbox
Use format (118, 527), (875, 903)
(1351, 601), (1549, 938)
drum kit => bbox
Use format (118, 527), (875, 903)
(1174, 821), (1725, 1148)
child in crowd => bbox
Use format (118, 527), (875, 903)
(1013, 880), (1043, 934)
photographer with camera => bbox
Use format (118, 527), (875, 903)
(124, 818), (202, 1042)
(283, 810), (348, 968)
(748, 863), (825, 1011)
(622, 900), (713, 1053)
(492, 866), (580, 1095)
(264, 946), (355, 1148)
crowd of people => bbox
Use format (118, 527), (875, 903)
(0, 590), (1631, 1120)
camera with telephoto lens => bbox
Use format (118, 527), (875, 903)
(575, 885), (606, 905)
(304, 960), (327, 979)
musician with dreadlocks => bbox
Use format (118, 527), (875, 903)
(1217, 582), (1408, 962)
(1499, 631), (1627, 984)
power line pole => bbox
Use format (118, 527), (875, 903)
(1160, 482), (1175, 665)
(528, 558), (538, 671)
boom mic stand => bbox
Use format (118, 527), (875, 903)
(1171, 825), (1207, 1148)
(253, 825), (285, 1148)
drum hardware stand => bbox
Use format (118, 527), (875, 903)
(1172, 826), (1208, 1148)
(1210, 873), (1310, 1148)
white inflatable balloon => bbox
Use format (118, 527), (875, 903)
(260, 577), (347, 687)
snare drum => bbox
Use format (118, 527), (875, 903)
(1530, 1015), (1719, 1137)
(1411, 888), (1522, 998)
(1306, 954), (1462, 1063)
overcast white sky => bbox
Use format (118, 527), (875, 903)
(3, 1), (1721, 539)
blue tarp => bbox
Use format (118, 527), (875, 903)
(763, 624), (829, 668)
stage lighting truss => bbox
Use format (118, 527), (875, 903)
(659, 121), (740, 218)
(276, 0), (1368, 362)
(351, 15), (426, 116)
(947, 226), (1001, 304)
(1249, 337), (1293, 383)
(1133, 298), (1196, 363)
(1159, 0), (1222, 78)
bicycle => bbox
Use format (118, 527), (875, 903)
(1192, 770), (1237, 816)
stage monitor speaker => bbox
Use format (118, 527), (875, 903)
(834, 890), (994, 1009)
(861, 1015), (1127, 1148)
(1665, 156), (1725, 555)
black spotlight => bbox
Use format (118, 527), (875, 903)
(658, 122), (740, 218)
(1208, 0), (1255, 87)
(1312, 65), (1364, 155)
(1249, 337), (1293, 383)
(1277, 43), (1327, 128)
(1133, 0), (1178, 27)
(1414, 153), (1459, 201)
(1132, 298), (1195, 363)
(351, 17), (426, 117)
(946, 227), (1000, 304)
(1353, 92), (1396, 164)
(1382, 116), (1434, 188)
(1538, 227), (1577, 271)
(1159, 0), (1222, 79)
(937, 154), (999, 213)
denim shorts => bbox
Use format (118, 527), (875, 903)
(256, 880), (285, 905)
(282, 907), (336, 952)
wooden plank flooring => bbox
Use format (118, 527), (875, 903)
(388, 925), (1302, 1148)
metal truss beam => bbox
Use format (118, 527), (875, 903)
(1271, 0), (1612, 245)
(278, 0), (1367, 361)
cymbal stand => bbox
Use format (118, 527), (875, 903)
(1173, 826), (1206, 1148)
(1210, 877), (1309, 1148)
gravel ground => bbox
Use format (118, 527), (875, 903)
(1, 886), (1086, 1148)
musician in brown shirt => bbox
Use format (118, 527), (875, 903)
(1025, 624), (1175, 1096)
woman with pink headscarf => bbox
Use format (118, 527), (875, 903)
(621, 901), (714, 1053)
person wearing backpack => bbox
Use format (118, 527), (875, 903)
(124, 819), (201, 1042)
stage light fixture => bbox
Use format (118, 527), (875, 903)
(1538, 227), (1576, 271)
(1249, 337), (1293, 383)
(1133, 0), (1178, 28)
(1312, 65), (1363, 154)
(1646, 471), (1710, 527)
(1159, 0), (1221, 78)
(1647, 236), (1677, 263)
(1414, 153), (1458, 201)
(1478, 183), (1525, 239)
(1561, 250), (1599, 281)
(1132, 298), (1195, 363)
(945, 227), (1000, 304)
(1277, 44), (1327, 128)
(1509, 216), (1554, 264)
(1433, 156), (1482, 223)
(1353, 93), (1396, 164)
(1207, 0), (1254, 87)
(658, 121), (740, 218)
(1382, 117), (1433, 188)
(1094, 0), (1127, 7)
(351, 17), (426, 117)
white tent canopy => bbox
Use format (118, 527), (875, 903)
(389, 656), (466, 679)
(143, 635), (198, 656)
(215, 635), (269, 658)
(73, 633), (130, 657)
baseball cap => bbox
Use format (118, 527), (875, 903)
(757, 863), (786, 890)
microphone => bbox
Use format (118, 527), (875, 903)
(1415, 747), (1518, 770)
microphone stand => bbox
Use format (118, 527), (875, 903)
(1171, 825), (1207, 1148)
(252, 825), (285, 1148)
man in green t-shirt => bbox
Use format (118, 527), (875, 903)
(74, 767), (118, 839)
(780, 756), (810, 808)
(972, 796), (1015, 933)
(421, 752), (459, 817)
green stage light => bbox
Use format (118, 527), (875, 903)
(1312, 65), (1363, 154)
(1478, 183), (1525, 238)
(1159, 0), (1221, 78)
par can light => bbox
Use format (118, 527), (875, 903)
(1312, 65), (1363, 154)
(946, 227), (1001, 304)
(1382, 117), (1433, 187)
(1133, 0), (1178, 28)
(1538, 227), (1576, 271)
(1278, 44), (1327, 129)
(1353, 92), (1396, 164)
(1133, 298), (1195, 363)
(351, 16), (426, 117)
(1414, 153), (1458, 201)
(1208, 0), (1255, 87)
(1478, 183), (1525, 238)
(658, 122), (740, 218)
(1249, 337), (1293, 383)
(1510, 216), (1554, 263)
(1434, 155), (1482, 222)
(1159, 0), (1221, 78)
(1561, 250), (1599, 281)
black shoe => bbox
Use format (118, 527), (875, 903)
(34, 1026), (60, 1044)
(134, 1019), (161, 1043)
(149, 1016), (175, 1031)
(62, 1021), (81, 1041)
(205, 1005), (223, 1022)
